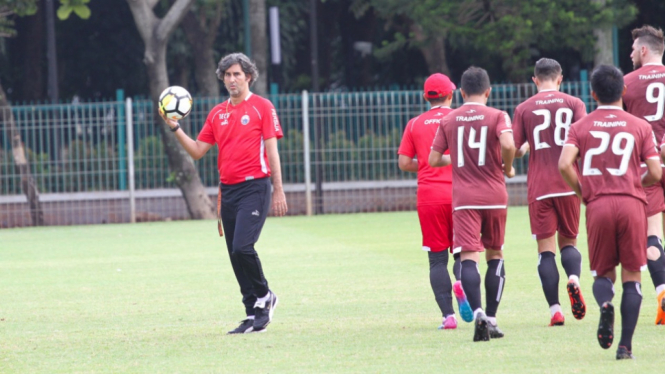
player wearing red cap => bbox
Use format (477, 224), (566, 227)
(560, 65), (662, 360)
(429, 67), (516, 342)
(398, 73), (472, 330)
(513, 58), (587, 327)
(623, 25), (665, 325)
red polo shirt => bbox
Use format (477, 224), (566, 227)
(198, 93), (284, 185)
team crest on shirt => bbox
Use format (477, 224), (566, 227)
(606, 114), (617, 119)
(545, 94), (555, 98)
(466, 109), (476, 114)
(241, 115), (250, 125)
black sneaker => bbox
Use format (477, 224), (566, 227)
(488, 323), (504, 339)
(473, 313), (490, 342)
(616, 346), (634, 360)
(597, 302), (614, 349)
(253, 291), (278, 332)
(227, 318), (254, 334)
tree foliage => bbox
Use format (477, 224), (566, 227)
(56, 0), (92, 20)
(363, 0), (637, 81)
(0, 0), (37, 37)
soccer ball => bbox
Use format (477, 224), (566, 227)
(158, 86), (193, 120)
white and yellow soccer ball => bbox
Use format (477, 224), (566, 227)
(158, 86), (193, 120)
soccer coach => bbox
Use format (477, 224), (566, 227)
(160, 53), (287, 334)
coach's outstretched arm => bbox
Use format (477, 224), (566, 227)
(500, 132), (516, 178)
(643, 157), (662, 187)
(162, 116), (213, 160)
(558, 144), (582, 200)
(428, 149), (451, 168)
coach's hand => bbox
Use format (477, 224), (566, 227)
(159, 108), (179, 131)
(272, 188), (288, 217)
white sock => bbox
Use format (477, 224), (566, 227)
(473, 308), (484, 320)
(257, 292), (271, 302)
(246, 315), (255, 320)
(444, 314), (456, 320)
(487, 317), (497, 326)
(656, 284), (665, 295)
(569, 275), (580, 285)
(550, 304), (562, 317)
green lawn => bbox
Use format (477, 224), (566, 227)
(0, 208), (661, 373)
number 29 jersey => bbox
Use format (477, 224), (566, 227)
(565, 106), (659, 205)
(624, 64), (665, 140)
(512, 90), (587, 203)
(431, 102), (513, 210)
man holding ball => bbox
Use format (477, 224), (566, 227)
(160, 53), (287, 334)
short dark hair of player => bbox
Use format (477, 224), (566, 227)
(461, 67), (490, 96)
(590, 65), (625, 104)
(216, 53), (260, 86)
(534, 58), (562, 81)
(632, 25), (665, 56)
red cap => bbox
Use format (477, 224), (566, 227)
(424, 73), (456, 99)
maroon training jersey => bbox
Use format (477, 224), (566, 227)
(198, 93), (284, 185)
(513, 90), (587, 202)
(398, 106), (453, 205)
(624, 64), (665, 140)
(431, 102), (513, 210)
(565, 106), (659, 205)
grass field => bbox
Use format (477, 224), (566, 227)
(0, 207), (662, 373)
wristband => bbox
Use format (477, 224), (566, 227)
(170, 124), (180, 133)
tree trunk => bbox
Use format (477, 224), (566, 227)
(411, 25), (451, 76)
(181, 6), (222, 96)
(250, 0), (267, 95)
(592, 0), (614, 66)
(127, 0), (216, 220)
(16, 5), (44, 100)
(0, 82), (44, 226)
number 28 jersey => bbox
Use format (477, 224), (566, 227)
(512, 90), (587, 203)
(565, 106), (659, 205)
(624, 64), (665, 140)
(431, 102), (513, 210)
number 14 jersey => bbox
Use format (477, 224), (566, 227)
(512, 90), (587, 203)
(564, 106), (659, 205)
(431, 102), (512, 210)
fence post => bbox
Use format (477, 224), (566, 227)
(302, 90), (312, 216)
(116, 89), (127, 190)
(580, 69), (590, 107)
(125, 98), (136, 223)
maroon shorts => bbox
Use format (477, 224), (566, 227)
(586, 196), (647, 276)
(528, 194), (580, 240)
(645, 183), (665, 217)
(642, 165), (665, 217)
(452, 208), (507, 253)
(417, 203), (453, 253)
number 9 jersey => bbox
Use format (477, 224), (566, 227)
(564, 106), (659, 205)
(624, 64), (665, 140)
(512, 90), (587, 203)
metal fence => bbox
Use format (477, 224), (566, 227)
(0, 82), (596, 227)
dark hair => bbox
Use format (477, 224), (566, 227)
(461, 66), (490, 96)
(590, 65), (624, 104)
(632, 25), (665, 55)
(534, 58), (562, 81)
(216, 53), (259, 86)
